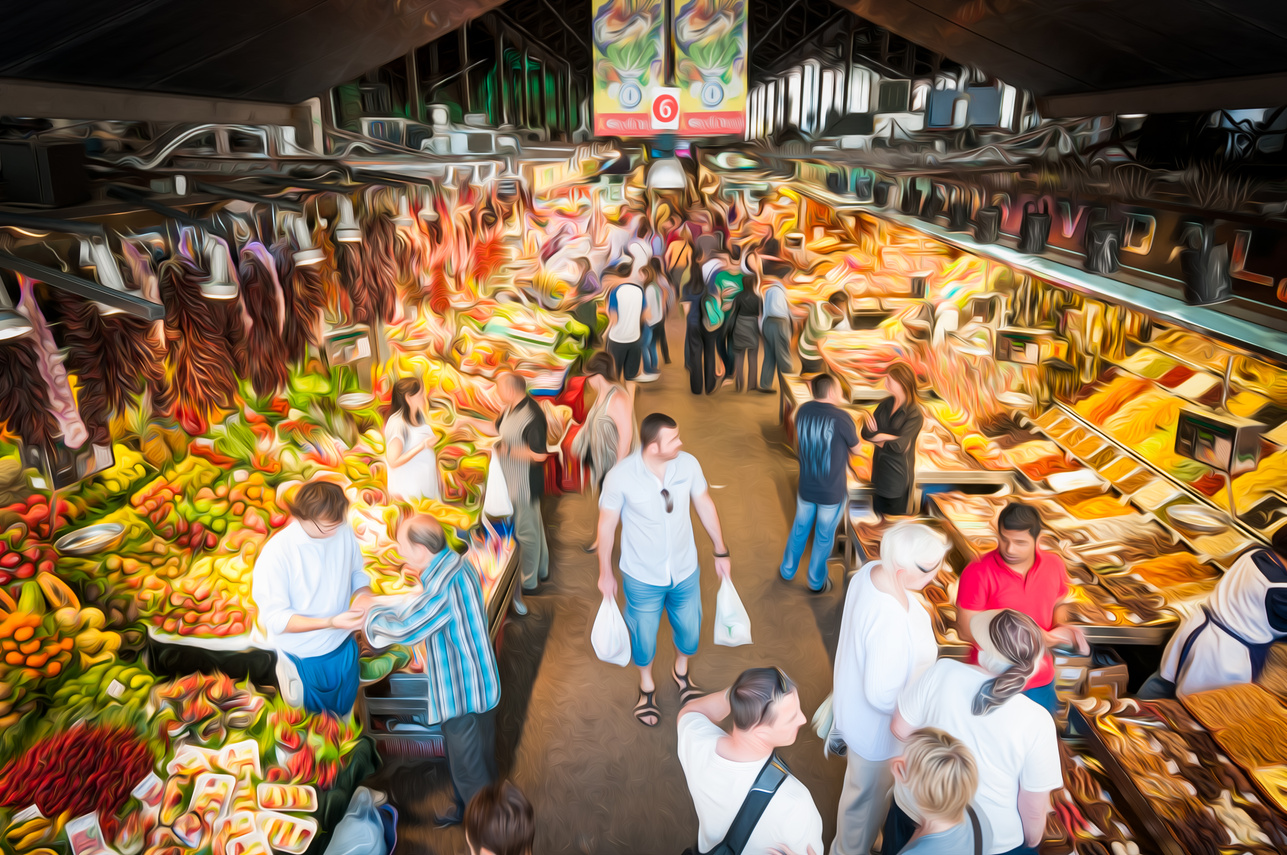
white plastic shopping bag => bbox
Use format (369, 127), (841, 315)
(591, 596), (632, 667)
(482, 456), (513, 517)
(713, 578), (753, 647)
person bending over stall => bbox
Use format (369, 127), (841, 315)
(363, 514), (502, 828)
(252, 480), (373, 717)
(1144, 528), (1287, 698)
(956, 502), (1088, 714)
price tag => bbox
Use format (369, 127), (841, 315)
(66, 813), (109, 855)
(106, 679), (126, 700)
(13, 805), (45, 823)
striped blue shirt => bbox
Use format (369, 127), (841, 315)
(367, 548), (500, 724)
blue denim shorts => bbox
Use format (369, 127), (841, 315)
(621, 570), (702, 667)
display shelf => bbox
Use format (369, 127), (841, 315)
(1046, 401), (1262, 557)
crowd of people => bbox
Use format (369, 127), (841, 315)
(249, 197), (1100, 855)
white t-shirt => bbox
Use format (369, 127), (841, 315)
(608, 283), (644, 344)
(897, 660), (1062, 854)
(677, 713), (824, 855)
(833, 562), (938, 761)
(600, 451), (707, 586)
(644, 282), (664, 325)
(251, 521), (369, 658)
(384, 412), (440, 502)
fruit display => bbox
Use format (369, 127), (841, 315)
(0, 724), (155, 839)
(262, 698), (363, 791)
(152, 673), (267, 747)
(49, 659), (154, 727)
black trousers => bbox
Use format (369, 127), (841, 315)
(442, 708), (498, 812)
(607, 339), (642, 381)
(686, 322), (720, 394)
(653, 321), (671, 364)
(716, 322), (734, 377)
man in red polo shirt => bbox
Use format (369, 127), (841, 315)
(956, 501), (1087, 713)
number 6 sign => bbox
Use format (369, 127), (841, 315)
(651, 88), (680, 130)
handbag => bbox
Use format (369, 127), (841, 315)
(681, 754), (791, 855)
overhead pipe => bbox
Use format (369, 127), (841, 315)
(0, 252), (164, 320)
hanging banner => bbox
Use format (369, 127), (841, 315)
(592, 0), (666, 137)
(674, 0), (747, 136)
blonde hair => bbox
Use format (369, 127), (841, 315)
(903, 728), (978, 822)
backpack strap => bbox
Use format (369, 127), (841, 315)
(708, 753), (791, 855)
(967, 805), (982, 855)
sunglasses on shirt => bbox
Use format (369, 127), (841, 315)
(661, 488), (673, 513)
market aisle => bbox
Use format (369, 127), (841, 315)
(375, 320), (848, 853)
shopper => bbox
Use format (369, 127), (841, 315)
(888, 610), (1060, 855)
(798, 292), (848, 375)
(890, 728), (991, 855)
(684, 242), (720, 395)
(394, 515), (501, 828)
(1146, 528), (1287, 698)
(465, 781), (535, 855)
(252, 480), (372, 717)
(677, 668), (824, 855)
(861, 363), (925, 517)
(574, 352), (639, 500)
(780, 374), (861, 593)
(956, 502), (1087, 713)
(597, 413), (732, 726)
(727, 267), (763, 392)
(758, 258), (794, 393)
(495, 372), (551, 616)
(383, 377), (441, 502)
(605, 261), (645, 381)
(639, 260), (666, 382)
(832, 523), (949, 855)
(715, 245), (744, 384)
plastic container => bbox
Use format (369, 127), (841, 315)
(256, 783), (318, 813)
(255, 810), (318, 854)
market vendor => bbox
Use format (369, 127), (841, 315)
(1144, 529), (1287, 699)
(861, 362), (925, 517)
(251, 480), (373, 717)
(956, 502), (1088, 714)
(797, 291), (849, 375)
(384, 376), (441, 502)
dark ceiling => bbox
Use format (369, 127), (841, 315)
(0, 0), (1282, 114)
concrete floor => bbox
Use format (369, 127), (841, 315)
(372, 326), (848, 853)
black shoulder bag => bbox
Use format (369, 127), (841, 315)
(966, 805), (983, 855)
(683, 753), (791, 855)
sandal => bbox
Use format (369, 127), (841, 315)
(673, 667), (704, 706)
(634, 689), (660, 727)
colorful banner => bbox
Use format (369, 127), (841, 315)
(674, 0), (747, 136)
(592, 0), (666, 137)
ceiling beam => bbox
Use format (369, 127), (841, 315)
(0, 78), (319, 147)
(1040, 72), (1287, 118)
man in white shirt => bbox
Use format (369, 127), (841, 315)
(677, 667), (825, 855)
(606, 261), (645, 382)
(252, 480), (373, 716)
(597, 413), (732, 727)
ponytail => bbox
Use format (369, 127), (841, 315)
(970, 610), (1043, 716)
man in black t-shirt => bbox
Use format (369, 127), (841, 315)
(780, 374), (860, 593)
(496, 373), (551, 616)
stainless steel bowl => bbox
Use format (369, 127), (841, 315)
(55, 523), (126, 556)
(1166, 504), (1228, 534)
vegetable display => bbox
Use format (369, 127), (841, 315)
(0, 724), (154, 823)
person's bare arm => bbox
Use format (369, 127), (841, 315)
(890, 709), (916, 742)
(386, 433), (434, 468)
(957, 607), (981, 645)
(1049, 602), (1089, 653)
(609, 397), (635, 463)
(597, 508), (620, 599)
(692, 489), (731, 580)
(680, 686), (731, 721)
(1018, 788), (1053, 847)
(867, 434), (898, 445)
(286, 612), (362, 632)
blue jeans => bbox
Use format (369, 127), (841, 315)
(780, 496), (845, 591)
(641, 323), (659, 374)
(622, 570), (702, 667)
(1022, 681), (1059, 714)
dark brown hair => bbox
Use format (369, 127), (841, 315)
(810, 373), (837, 399)
(730, 667), (796, 730)
(288, 480), (349, 524)
(972, 610), (1043, 715)
(465, 781), (534, 855)
(886, 362), (918, 402)
(390, 377), (425, 426)
(639, 412), (677, 450)
(584, 351), (617, 380)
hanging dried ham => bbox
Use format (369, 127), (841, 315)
(0, 338), (57, 451)
(236, 241), (289, 396)
(14, 275), (90, 449)
(59, 297), (166, 446)
(158, 231), (243, 436)
(271, 234), (326, 360)
(362, 208), (402, 324)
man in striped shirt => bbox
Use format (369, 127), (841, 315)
(797, 291), (850, 375)
(394, 514), (501, 829)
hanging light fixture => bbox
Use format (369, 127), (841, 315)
(78, 237), (130, 315)
(392, 190), (415, 228)
(333, 195), (362, 243)
(289, 213), (324, 266)
(0, 279), (32, 340)
(198, 232), (238, 299)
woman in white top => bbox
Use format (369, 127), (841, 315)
(889, 610), (1061, 855)
(384, 377), (441, 502)
(831, 522), (950, 855)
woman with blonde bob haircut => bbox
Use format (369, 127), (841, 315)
(890, 728), (991, 854)
(830, 522), (951, 855)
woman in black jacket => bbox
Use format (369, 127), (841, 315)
(861, 362), (924, 517)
